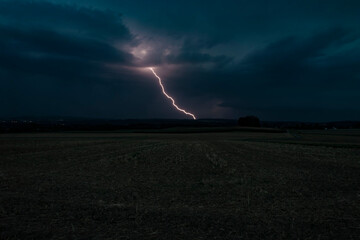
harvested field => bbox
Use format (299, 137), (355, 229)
(1, 130), (359, 239)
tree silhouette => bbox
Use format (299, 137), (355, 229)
(238, 116), (261, 127)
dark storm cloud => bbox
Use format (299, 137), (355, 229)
(0, 0), (227, 78)
(165, 28), (360, 120)
(0, 0), (140, 87)
(169, 28), (359, 96)
(0, 1), (132, 41)
(239, 28), (360, 87)
(244, 28), (350, 68)
(0, 25), (133, 65)
(1, 0), (360, 120)
(0, 0), (161, 118)
(163, 37), (233, 66)
(79, 0), (360, 46)
(165, 52), (232, 66)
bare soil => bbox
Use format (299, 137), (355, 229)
(1, 130), (359, 239)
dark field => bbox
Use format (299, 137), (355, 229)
(1, 129), (359, 239)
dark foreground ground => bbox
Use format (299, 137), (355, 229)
(1, 129), (359, 239)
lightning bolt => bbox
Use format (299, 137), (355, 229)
(148, 67), (196, 120)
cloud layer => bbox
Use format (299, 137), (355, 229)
(1, 0), (359, 120)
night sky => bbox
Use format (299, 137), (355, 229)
(1, 0), (360, 121)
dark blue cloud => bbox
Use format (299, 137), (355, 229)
(0, 1), (132, 41)
(0, 0), (359, 120)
